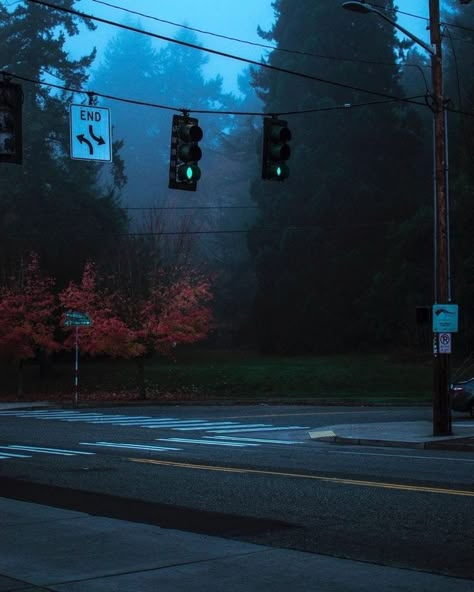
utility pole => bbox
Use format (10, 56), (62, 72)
(429, 0), (451, 436)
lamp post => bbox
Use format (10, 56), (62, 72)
(342, 1), (452, 435)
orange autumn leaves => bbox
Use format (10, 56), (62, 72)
(0, 254), (213, 363)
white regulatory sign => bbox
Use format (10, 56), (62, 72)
(70, 105), (112, 162)
(438, 332), (452, 354)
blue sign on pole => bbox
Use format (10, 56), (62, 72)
(432, 304), (458, 333)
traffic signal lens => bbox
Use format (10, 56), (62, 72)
(179, 124), (203, 143)
(271, 126), (291, 143)
(270, 143), (291, 162)
(273, 163), (289, 179)
(178, 163), (201, 182)
(178, 143), (202, 162)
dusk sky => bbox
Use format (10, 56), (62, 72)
(70, 0), (431, 96)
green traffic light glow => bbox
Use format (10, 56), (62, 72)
(177, 163), (201, 183)
(276, 166), (282, 177)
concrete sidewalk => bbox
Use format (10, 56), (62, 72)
(309, 420), (474, 450)
(1, 497), (473, 592)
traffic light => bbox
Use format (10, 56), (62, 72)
(0, 79), (23, 164)
(169, 114), (203, 191)
(261, 117), (291, 181)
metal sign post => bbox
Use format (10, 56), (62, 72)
(74, 326), (79, 406)
(64, 311), (92, 407)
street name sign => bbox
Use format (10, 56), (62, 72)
(64, 310), (92, 327)
(70, 104), (112, 162)
(432, 303), (458, 333)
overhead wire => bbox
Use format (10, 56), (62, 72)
(91, 0), (431, 71)
(25, 0), (430, 108)
(370, 2), (474, 34)
(2, 70), (430, 117)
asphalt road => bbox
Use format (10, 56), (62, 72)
(0, 405), (473, 579)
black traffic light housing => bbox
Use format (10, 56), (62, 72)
(262, 116), (291, 181)
(0, 79), (23, 164)
(169, 113), (203, 191)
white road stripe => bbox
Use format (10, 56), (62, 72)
(149, 422), (242, 430)
(209, 426), (311, 434)
(89, 416), (155, 423)
(115, 419), (206, 426)
(62, 415), (126, 421)
(0, 452), (31, 458)
(210, 436), (301, 445)
(14, 412), (84, 418)
(0, 445), (95, 456)
(80, 442), (181, 452)
(174, 423), (271, 432)
(157, 438), (257, 447)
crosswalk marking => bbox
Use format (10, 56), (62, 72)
(0, 445), (95, 456)
(90, 416), (155, 423)
(209, 436), (302, 445)
(208, 425), (311, 434)
(149, 421), (244, 430)
(156, 437), (258, 447)
(0, 410), (309, 439)
(0, 452), (31, 459)
(80, 442), (181, 452)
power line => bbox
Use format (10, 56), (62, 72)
(370, 2), (474, 34)
(2, 70), (429, 117)
(25, 0), (429, 108)
(7, 68), (474, 118)
(91, 0), (431, 71)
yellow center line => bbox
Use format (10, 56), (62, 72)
(129, 458), (474, 497)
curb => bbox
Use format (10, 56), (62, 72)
(309, 434), (474, 452)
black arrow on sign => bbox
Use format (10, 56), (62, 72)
(77, 134), (94, 155)
(89, 125), (105, 145)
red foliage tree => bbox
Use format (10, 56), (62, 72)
(59, 262), (213, 397)
(0, 253), (59, 395)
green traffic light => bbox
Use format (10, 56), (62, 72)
(178, 163), (201, 182)
(271, 163), (289, 180)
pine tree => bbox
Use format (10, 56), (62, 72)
(249, 0), (431, 352)
(0, 1), (126, 286)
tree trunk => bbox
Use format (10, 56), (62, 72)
(135, 356), (146, 400)
(39, 350), (53, 380)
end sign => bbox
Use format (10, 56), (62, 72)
(70, 104), (112, 162)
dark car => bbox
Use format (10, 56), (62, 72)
(450, 379), (474, 417)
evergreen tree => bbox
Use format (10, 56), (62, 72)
(0, 1), (126, 286)
(442, 0), (474, 351)
(249, 0), (431, 352)
(93, 26), (260, 343)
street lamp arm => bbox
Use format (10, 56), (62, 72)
(342, 1), (435, 55)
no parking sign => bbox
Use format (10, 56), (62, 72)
(438, 332), (452, 354)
